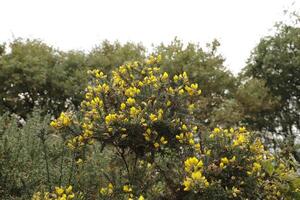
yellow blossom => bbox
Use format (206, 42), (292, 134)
(161, 72), (169, 81)
(221, 157), (229, 165)
(126, 97), (136, 105)
(173, 75), (179, 82)
(120, 103), (126, 110)
(123, 185), (132, 193)
(138, 195), (145, 200)
(65, 186), (72, 194)
(178, 89), (185, 95)
(149, 113), (158, 122)
(55, 187), (64, 196)
(130, 107), (140, 118)
(160, 136), (168, 144)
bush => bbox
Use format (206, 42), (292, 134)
(45, 56), (300, 200)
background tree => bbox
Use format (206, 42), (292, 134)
(0, 39), (88, 118)
(241, 19), (300, 162)
(0, 40), (146, 118)
(87, 40), (146, 74)
(154, 38), (237, 131)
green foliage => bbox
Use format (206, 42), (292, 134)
(154, 38), (236, 131)
(0, 110), (113, 199)
(241, 20), (300, 162)
(0, 40), (146, 118)
(0, 110), (52, 199)
(87, 40), (146, 74)
(0, 39), (87, 118)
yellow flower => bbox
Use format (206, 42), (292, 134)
(108, 183), (114, 194)
(154, 142), (160, 148)
(160, 136), (168, 145)
(130, 107), (140, 118)
(105, 113), (118, 124)
(149, 114), (158, 122)
(138, 195), (145, 200)
(123, 185), (132, 193)
(191, 83), (198, 90)
(50, 121), (58, 128)
(120, 103), (126, 110)
(176, 133), (184, 143)
(55, 187), (64, 196)
(188, 104), (195, 112)
(182, 72), (188, 81)
(161, 72), (169, 81)
(239, 126), (246, 132)
(101, 83), (110, 93)
(194, 143), (201, 151)
(178, 89), (184, 95)
(126, 97), (136, 105)
(100, 188), (107, 195)
(68, 193), (75, 199)
(189, 139), (195, 145)
(221, 157), (229, 165)
(65, 186), (72, 194)
(183, 178), (192, 191)
(233, 134), (246, 146)
(230, 156), (236, 162)
(182, 124), (188, 131)
(167, 87), (175, 95)
(184, 157), (203, 172)
(213, 127), (221, 134)
(91, 97), (103, 108)
(51, 112), (72, 129)
(125, 87), (141, 97)
(157, 109), (163, 120)
(220, 162), (224, 169)
(67, 142), (75, 150)
(166, 100), (172, 106)
(173, 75), (179, 82)
(191, 171), (203, 181)
(252, 162), (261, 172)
(205, 149), (211, 156)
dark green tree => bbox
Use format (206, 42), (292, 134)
(0, 39), (87, 118)
(87, 40), (146, 73)
(241, 20), (300, 162)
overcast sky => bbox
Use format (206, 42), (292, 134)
(0, 0), (299, 74)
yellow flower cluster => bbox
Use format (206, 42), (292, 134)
(122, 185), (145, 200)
(50, 112), (72, 129)
(183, 157), (209, 191)
(52, 56), (202, 154)
(99, 183), (114, 196)
(175, 124), (201, 152)
(219, 156), (236, 169)
(180, 127), (296, 198)
(32, 186), (75, 200)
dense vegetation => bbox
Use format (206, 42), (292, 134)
(0, 17), (299, 200)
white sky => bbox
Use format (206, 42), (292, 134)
(0, 0), (299, 74)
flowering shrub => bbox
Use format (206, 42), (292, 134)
(181, 127), (300, 199)
(45, 56), (300, 200)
